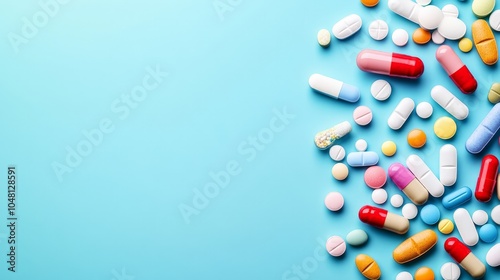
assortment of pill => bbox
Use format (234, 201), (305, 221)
(312, 0), (500, 279)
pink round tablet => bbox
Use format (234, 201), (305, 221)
(353, 106), (373, 126)
(324, 192), (344, 211)
(326, 236), (346, 257)
(364, 166), (387, 189)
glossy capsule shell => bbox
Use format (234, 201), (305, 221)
(436, 45), (477, 94)
(358, 205), (410, 234)
(444, 237), (486, 279)
(356, 49), (424, 79)
(388, 163), (429, 205)
(475, 154), (499, 202)
(442, 187), (472, 210)
(466, 103), (500, 154)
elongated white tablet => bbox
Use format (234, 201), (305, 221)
(407, 154), (444, 197)
(388, 0), (422, 24)
(440, 144), (457, 186)
(486, 243), (500, 267)
(454, 208), (479, 246)
(388, 98), (414, 130)
(309, 74), (360, 103)
(431, 85), (468, 120)
(332, 14), (362, 40)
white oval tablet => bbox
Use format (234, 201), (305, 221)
(369, 20), (389, 40)
(442, 4), (459, 18)
(486, 243), (500, 267)
(317, 29), (331, 47)
(472, 210), (489, 226)
(440, 144), (457, 186)
(454, 208), (479, 246)
(332, 14), (362, 40)
(371, 79), (392, 101)
(431, 85), (469, 120)
(391, 194), (404, 208)
(355, 139), (368, 152)
(491, 205), (500, 225)
(432, 30), (445, 44)
(329, 145), (346, 161)
(490, 10), (500, 32)
(418, 5), (444, 30)
(440, 262), (461, 280)
(372, 189), (388, 204)
(402, 203), (418, 219)
(388, 98), (415, 130)
(416, 102), (433, 118)
(406, 154), (444, 197)
(392, 28), (409, 46)
(438, 17), (466, 40)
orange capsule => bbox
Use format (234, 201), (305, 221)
(407, 129), (427, 148)
(361, 0), (379, 7)
(415, 267), (435, 280)
(413, 28), (432, 45)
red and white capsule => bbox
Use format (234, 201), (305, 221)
(444, 237), (486, 279)
(358, 205), (409, 234)
(436, 45), (477, 94)
(475, 154), (499, 202)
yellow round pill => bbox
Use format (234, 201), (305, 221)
(459, 38), (473, 53)
(332, 163), (349, 180)
(407, 129), (427, 148)
(438, 219), (454, 234)
(415, 266), (435, 280)
(381, 141), (397, 157)
(434, 117), (457, 140)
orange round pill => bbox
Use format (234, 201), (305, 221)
(415, 266), (435, 280)
(407, 129), (427, 148)
(361, 0), (379, 7)
(412, 28), (431, 45)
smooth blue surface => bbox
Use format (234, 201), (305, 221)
(0, 0), (500, 279)
(421, 204), (441, 225)
(443, 186), (474, 209)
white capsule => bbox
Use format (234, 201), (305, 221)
(388, 0), (422, 24)
(388, 98), (415, 130)
(309, 74), (361, 103)
(406, 154), (444, 197)
(332, 14), (362, 40)
(431, 85), (469, 120)
(454, 208), (479, 246)
(440, 144), (457, 186)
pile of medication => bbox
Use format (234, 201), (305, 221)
(311, 0), (500, 279)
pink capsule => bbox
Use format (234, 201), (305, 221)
(356, 49), (424, 79)
(388, 163), (429, 205)
(436, 45), (477, 94)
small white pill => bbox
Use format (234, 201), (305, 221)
(416, 102), (433, 119)
(491, 205), (500, 225)
(418, 5), (443, 30)
(490, 10), (500, 32)
(391, 194), (404, 208)
(416, 0), (431, 6)
(392, 29), (409, 46)
(332, 14), (362, 40)
(442, 4), (459, 18)
(396, 271), (413, 280)
(369, 20), (389, 40)
(329, 145), (346, 161)
(370, 79), (392, 101)
(402, 203), (418, 219)
(440, 262), (461, 280)
(438, 17), (466, 40)
(317, 29), (331, 47)
(355, 139), (368, 152)
(472, 210), (489, 226)
(432, 30), (445, 44)
(372, 189), (388, 204)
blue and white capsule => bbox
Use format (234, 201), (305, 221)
(309, 74), (360, 103)
(466, 103), (500, 154)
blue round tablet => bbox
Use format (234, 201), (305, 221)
(479, 224), (498, 243)
(420, 204), (440, 225)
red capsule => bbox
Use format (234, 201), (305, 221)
(358, 205), (409, 234)
(436, 45), (477, 94)
(444, 237), (486, 278)
(475, 154), (499, 202)
(356, 49), (424, 79)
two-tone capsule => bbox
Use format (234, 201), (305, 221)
(444, 237), (486, 279)
(309, 74), (360, 103)
(358, 205), (410, 234)
(356, 49), (424, 79)
(388, 163), (429, 205)
(436, 45), (477, 94)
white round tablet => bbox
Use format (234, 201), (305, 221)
(438, 17), (466, 40)
(490, 10), (500, 32)
(371, 79), (392, 101)
(355, 139), (368, 152)
(369, 20), (389, 41)
(472, 210), (489, 226)
(440, 262), (461, 280)
(402, 203), (418, 219)
(416, 0), (431, 6)
(372, 189), (388, 205)
(396, 271), (413, 280)
(317, 29), (331, 47)
(432, 30), (445, 44)
(418, 5), (444, 30)
(442, 4), (459, 18)
(416, 102), (433, 119)
(391, 194), (404, 208)
(329, 145), (346, 161)
(392, 29), (409, 46)
(491, 205), (500, 225)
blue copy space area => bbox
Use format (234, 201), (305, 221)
(0, 0), (499, 279)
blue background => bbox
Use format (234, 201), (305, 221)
(0, 0), (500, 279)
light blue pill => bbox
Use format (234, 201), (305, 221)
(479, 224), (498, 243)
(421, 204), (441, 225)
(339, 83), (361, 103)
(466, 103), (500, 154)
(442, 187), (472, 210)
(346, 229), (368, 246)
(346, 151), (379, 167)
